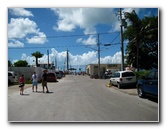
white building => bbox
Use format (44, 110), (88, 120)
(86, 64), (121, 77)
(38, 62), (54, 69)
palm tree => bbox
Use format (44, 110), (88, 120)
(124, 10), (142, 71)
(31, 51), (43, 67)
(124, 10), (158, 70)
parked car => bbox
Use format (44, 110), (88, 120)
(47, 72), (57, 82)
(137, 70), (158, 98)
(8, 71), (18, 84)
(104, 70), (112, 79)
(110, 70), (137, 89)
(59, 70), (65, 77)
(55, 71), (62, 79)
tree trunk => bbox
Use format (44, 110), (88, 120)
(36, 57), (38, 67)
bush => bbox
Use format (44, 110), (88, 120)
(134, 70), (150, 80)
(25, 80), (42, 84)
(25, 80), (32, 84)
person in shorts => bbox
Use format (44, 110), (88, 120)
(30, 72), (38, 92)
(42, 69), (49, 93)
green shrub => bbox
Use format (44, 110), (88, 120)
(25, 80), (32, 84)
(134, 70), (150, 80)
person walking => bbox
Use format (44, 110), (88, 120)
(42, 69), (49, 93)
(30, 72), (38, 92)
(19, 74), (25, 95)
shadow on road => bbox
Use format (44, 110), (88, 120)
(148, 97), (158, 103)
(46, 92), (54, 94)
(21, 94), (30, 96)
(36, 91), (54, 94)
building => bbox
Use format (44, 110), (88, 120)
(86, 64), (121, 77)
(38, 62), (54, 69)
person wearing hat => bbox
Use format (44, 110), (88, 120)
(42, 69), (49, 93)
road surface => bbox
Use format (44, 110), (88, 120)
(8, 75), (158, 122)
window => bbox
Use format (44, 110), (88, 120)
(147, 71), (158, 80)
(154, 71), (158, 79)
(122, 72), (135, 77)
(112, 72), (120, 78)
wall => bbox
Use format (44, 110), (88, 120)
(8, 67), (44, 80)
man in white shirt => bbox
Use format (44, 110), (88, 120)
(31, 72), (38, 92)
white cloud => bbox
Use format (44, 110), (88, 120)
(69, 51), (98, 65)
(21, 53), (27, 60)
(8, 18), (47, 46)
(76, 35), (96, 45)
(8, 18), (38, 38)
(100, 52), (121, 64)
(17, 48), (121, 70)
(9, 8), (34, 17)
(51, 8), (118, 34)
(8, 40), (24, 47)
(26, 32), (48, 44)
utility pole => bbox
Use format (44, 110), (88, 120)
(97, 34), (101, 78)
(55, 56), (57, 70)
(120, 8), (124, 71)
(66, 49), (69, 70)
(47, 50), (49, 69)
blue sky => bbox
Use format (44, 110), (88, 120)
(8, 8), (158, 71)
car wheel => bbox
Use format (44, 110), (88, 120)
(137, 86), (145, 98)
(117, 83), (121, 89)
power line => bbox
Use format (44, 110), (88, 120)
(8, 31), (121, 50)
(8, 42), (123, 50)
(8, 31), (120, 40)
(8, 44), (94, 49)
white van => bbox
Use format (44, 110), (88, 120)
(110, 70), (137, 89)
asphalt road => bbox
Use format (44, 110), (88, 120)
(8, 75), (159, 122)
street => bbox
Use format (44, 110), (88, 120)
(8, 75), (158, 122)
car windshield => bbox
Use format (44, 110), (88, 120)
(112, 72), (120, 77)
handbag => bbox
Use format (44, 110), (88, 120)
(19, 83), (24, 87)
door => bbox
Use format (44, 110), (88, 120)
(143, 71), (158, 96)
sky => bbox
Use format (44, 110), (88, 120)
(8, 8), (158, 71)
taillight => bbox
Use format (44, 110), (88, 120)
(120, 78), (122, 81)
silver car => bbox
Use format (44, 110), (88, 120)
(8, 71), (18, 84)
